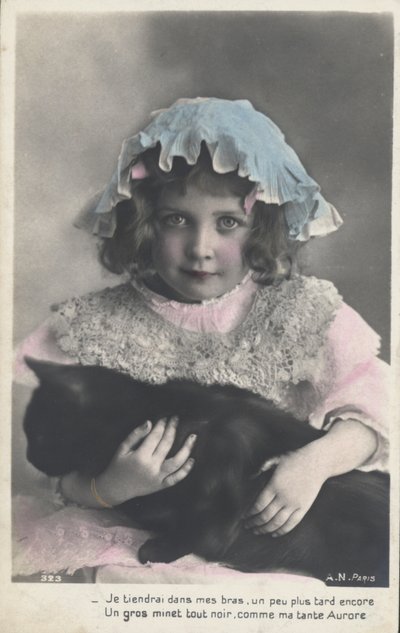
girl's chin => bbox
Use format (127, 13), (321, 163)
(163, 280), (239, 303)
(164, 285), (218, 303)
(149, 272), (248, 303)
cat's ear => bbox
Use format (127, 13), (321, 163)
(24, 356), (70, 381)
(24, 356), (90, 403)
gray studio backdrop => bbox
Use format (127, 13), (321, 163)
(14, 11), (392, 361)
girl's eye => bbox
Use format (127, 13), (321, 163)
(218, 216), (239, 229)
(163, 213), (187, 226)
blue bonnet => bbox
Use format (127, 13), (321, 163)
(76, 97), (342, 241)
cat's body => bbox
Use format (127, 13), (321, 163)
(23, 358), (389, 585)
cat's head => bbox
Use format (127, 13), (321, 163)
(23, 357), (142, 476)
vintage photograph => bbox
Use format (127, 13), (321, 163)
(1, 1), (398, 630)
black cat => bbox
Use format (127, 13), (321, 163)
(23, 357), (389, 585)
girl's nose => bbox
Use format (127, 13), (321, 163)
(186, 227), (215, 260)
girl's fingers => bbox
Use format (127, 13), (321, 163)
(246, 488), (277, 519)
(165, 433), (197, 471)
(252, 506), (294, 534)
(152, 416), (179, 461)
(163, 458), (195, 487)
(245, 496), (282, 528)
(271, 509), (303, 537)
(116, 421), (152, 455)
(139, 417), (168, 454)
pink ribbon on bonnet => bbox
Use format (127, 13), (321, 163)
(244, 187), (260, 215)
(130, 161), (150, 180)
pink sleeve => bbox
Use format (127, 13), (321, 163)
(13, 319), (77, 387)
(309, 303), (390, 472)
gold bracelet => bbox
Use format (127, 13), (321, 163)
(90, 477), (113, 508)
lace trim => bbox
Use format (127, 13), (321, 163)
(50, 276), (341, 419)
(13, 495), (146, 576)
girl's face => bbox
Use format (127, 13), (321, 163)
(151, 183), (253, 303)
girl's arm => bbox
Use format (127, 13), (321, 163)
(309, 302), (389, 472)
(61, 417), (197, 508)
(246, 302), (388, 536)
(245, 418), (377, 536)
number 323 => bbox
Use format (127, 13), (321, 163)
(40, 574), (62, 582)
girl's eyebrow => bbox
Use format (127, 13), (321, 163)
(156, 206), (247, 217)
(156, 206), (187, 213)
(212, 210), (247, 217)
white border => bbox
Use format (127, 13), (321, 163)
(1, 2), (398, 632)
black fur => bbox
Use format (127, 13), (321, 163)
(23, 357), (389, 585)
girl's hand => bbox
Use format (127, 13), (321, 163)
(245, 419), (379, 537)
(245, 449), (326, 537)
(96, 416), (197, 506)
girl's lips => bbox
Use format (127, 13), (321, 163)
(183, 270), (215, 279)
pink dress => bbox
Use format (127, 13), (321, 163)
(12, 273), (389, 581)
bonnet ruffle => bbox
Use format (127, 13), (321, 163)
(76, 97), (342, 241)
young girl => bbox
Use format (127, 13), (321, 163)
(14, 98), (389, 578)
